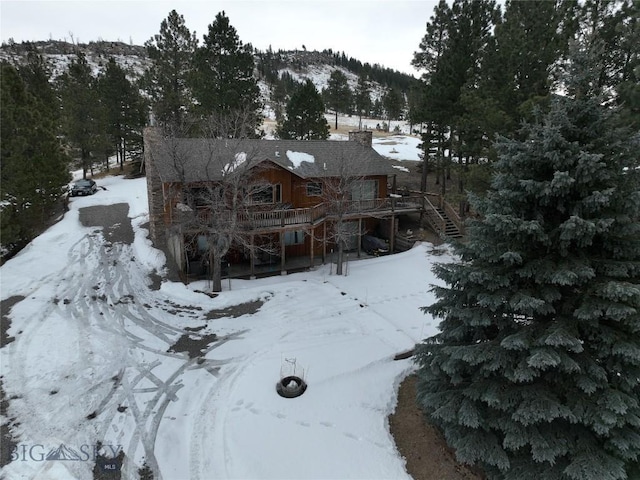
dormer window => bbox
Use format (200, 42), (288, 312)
(306, 182), (323, 197)
(251, 184), (282, 204)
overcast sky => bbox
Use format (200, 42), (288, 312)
(0, 0), (440, 76)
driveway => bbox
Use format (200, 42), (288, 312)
(1, 201), (238, 479)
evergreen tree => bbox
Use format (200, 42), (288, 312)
(371, 98), (384, 118)
(407, 83), (426, 133)
(382, 87), (405, 131)
(354, 73), (372, 130)
(19, 44), (60, 128)
(272, 78), (288, 107)
(482, 0), (578, 134)
(412, 0), (452, 86)
(58, 52), (103, 178)
(413, 0), (498, 193)
(1, 62), (71, 258)
(142, 10), (197, 126)
(276, 79), (329, 140)
(324, 69), (352, 130)
(415, 42), (640, 480)
(97, 58), (147, 170)
(579, 0), (639, 129)
(191, 11), (261, 136)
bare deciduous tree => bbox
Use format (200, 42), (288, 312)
(315, 149), (389, 275)
(155, 122), (275, 292)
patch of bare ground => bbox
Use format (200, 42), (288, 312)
(1, 296), (24, 468)
(205, 299), (264, 320)
(168, 333), (218, 359)
(389, 375), (484, 480)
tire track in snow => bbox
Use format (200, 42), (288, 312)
(3, 205), (247, 480)
(66, 230), (211, 480)
(189, 336), (275, 480)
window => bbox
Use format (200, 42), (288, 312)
(350, 180), (378, 200)
(251, 184), (282, 204)
(306, 182), (323, 196)
(284, 230), (305, 245)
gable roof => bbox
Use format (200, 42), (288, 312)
(145, 130), (395, 183)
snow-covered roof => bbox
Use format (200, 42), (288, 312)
(145, 130), (394, 183)
(286, 150), (315, 168)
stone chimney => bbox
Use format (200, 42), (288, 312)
(348, 130), (373, 148)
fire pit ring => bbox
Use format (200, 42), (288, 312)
(276, 375), (307, 398)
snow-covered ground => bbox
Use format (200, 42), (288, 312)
(329, 131), (422, 162)
(0, 175), (450, 479)
(372, 135), (422, 162)
(262, 116), (422, 163)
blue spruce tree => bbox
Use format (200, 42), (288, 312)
(415, 40), (640, 480)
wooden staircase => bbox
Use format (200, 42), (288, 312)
(421, 194), (464, 240)
(435, 207), (463, 239)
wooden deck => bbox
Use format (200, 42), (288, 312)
(194, 196), (425, 232)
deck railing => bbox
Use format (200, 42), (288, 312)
(422, 195), (448, 235)
(192, 195), (426, 229)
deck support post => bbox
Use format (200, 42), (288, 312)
(250, 234), (255, 279)
(322, 223), (327, 264)
(280, 231), (287, 275)
(357, 218), (362, 258)
(309, 227), (315, 268)
(390, 197), (396, 253)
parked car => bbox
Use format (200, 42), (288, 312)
(362, 235), (389, 256)
(70, 179), (98, 196)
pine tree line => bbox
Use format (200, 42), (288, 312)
(1, 44), (148, 260)
(410, 0), (638, 200)
(254, 47), (416, 93)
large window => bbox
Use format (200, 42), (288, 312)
(350, 179), (378, 201)
(251, 184), (282, 204)
(284, 230), (305, 245)
(306, 182), (323, 197)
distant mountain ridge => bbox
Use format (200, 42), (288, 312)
(0, 40), (149, 79)
(0, 40), (415, 111)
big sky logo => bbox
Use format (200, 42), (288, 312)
(11, 443), (123, 462)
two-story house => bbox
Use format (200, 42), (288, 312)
(144, 128), (425, 279)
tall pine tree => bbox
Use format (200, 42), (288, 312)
(482, 0), (578, 135)
(382, 87), (405, 131)
(58, 52), (103, 178)
(276, 79), (329, 140)
(413, 0), (498, 194)
(415, 40), (640, 480)
(191, 11), (261, 137)
(324, 69), (352, 130)
(97, 58), (147, 170)
(142, 10), (197, 127)
(354, 73), (372, 130)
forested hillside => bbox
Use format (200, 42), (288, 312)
(0, 39), (416, 117)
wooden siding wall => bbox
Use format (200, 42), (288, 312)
(255, 163), (294, 203)
(164, 165), (389, 221)
(291, 177), (324, 208)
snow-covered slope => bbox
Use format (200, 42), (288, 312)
(279, 64), (386, 101)
(0, 174), (450, 479)
(0, 42), (399, 109)
(0, 42), (149, 81)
